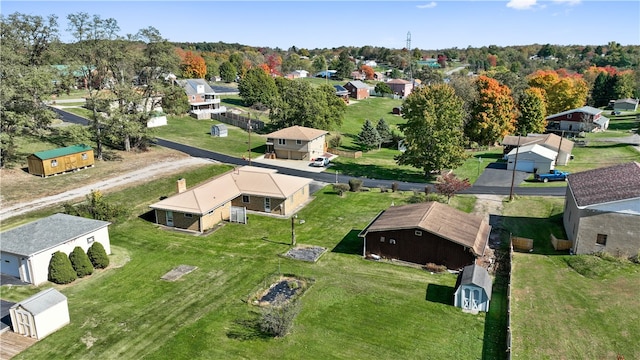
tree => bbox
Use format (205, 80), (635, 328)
(465, 76), (517, 146)
(335, 50), (354, 79)
(48, 251), (77, 284)
(415, 67), (444, 85)
(395, 84), (468, 177)
(527, 70), (588, 114)
(376, 118), (392, 148)
(69, 246), (94, 277)
(238, 67), (278, 108)
(312, 55), (327, 74)
(219, 61), (237, 82)
(162, 83), (190, 115)
(434, 172), (471, 203)
(374, 82), (392, 97)
(87, 241), (110, 269)
(181, 50), (206, 78)
(360, 65), (374, 80)
(516, 87), (547, 135)
(356, 119), (381, 151)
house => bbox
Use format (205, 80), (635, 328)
(0, 213), (111, 285)
(210, 123), (228, 137)
(358, 202), (491, 269)
(502, 133), (574, 166)
(265, 125), (328, 161)
(175, 78), (225, 119)
(292, 70), (309, 78)
(149, 167), (313, 233)
(9, 288), (70, 340)
(453, 264), (492, 313)
(373, 72), (385, 81)
(387, 79), (414, 98)
(350, 71), (365, 80)
(613, 98), (639, 112)
(316, 70), (337, 79)
(333, 85), (349, 103)
(563, 162), (640, 256)
(506, 143), (557, 173)
(363, 60), (377, 67)
(343, 80), (370, 100)
(27, 144), (94, 177)
(545, 106), (609, 133)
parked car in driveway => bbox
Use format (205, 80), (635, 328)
(534, 169), (570, 182)
(311, 157), (329, 167)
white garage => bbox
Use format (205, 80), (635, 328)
(506, 144), (558, 174)
(0, 213), (111, 285)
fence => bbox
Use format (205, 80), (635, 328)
(506, 240), (513, 360)
(550, 233), (572, 251)
(212, 113), (265, 131)
(511, 235), (533, 251)
(327, 148), (362, 159)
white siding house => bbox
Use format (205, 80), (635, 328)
(506, 144), (557, 173)
(9, 288), (70, 340)
(0, 214), (111, 285)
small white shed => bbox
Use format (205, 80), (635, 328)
(506, 144), (557, 173)
(211, 123), (228, 137)
(10, 288), (70, 339)
(454, 264), (492, 313)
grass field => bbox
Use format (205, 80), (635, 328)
(502, 197), (640, 359)
(2, 165), (496, 360)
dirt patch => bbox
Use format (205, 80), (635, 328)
(161, 265), (197, 281)
(252, 276), (308, 306)
(473, 195), (507, 269)
(282, 246), (326, 262)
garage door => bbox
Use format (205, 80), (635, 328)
(0, 253), (21, 278)
(515, 160), (535, 172)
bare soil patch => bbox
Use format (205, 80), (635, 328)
(282, 245), (327, 262)
(161, 265), (198, 281)
(252, 276), (308, 306)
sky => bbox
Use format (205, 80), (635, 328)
(3, 1), (639, 50)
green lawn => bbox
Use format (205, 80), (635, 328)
(3, 165), (492, 360)
(502, 197), (640, 359)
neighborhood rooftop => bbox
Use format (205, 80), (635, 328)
(502, 133), (574, 154)
(546, 106), (602, 119)
(266, 125), (328, 141)
(30, 144), (93, 160)
(568, 161), (640, 207)
(0, 213), (110, 256)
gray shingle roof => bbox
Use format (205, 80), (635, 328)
(11, 288), (67, 316)
(0, 213), (110, 256)
(568, 161), (640, 207)
(346, 80), (369, 89)
(456, 264), (492, 299)
(546, 106), (602, 119)
(175, 79), (215, 96)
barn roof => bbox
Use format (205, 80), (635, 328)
(455, 264), (492, 299)
(568, 161), (640, 207)
(266, 125), (328, 141)
(0, 214), (110, 257)
(30, 144), (93, 160)
(11, 288), (67, 316)
(359, 202), (490, 256)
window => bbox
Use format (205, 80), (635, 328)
(596, 234), (607, 246)
(296, 139), (302, 145)
(51, 160), (58, 167)
(87, 236), (95, 245)
(389, 239), (396, 245)
(184, 213), (193, 218)
(191, 95), (195, 100)
(278, 139), (286, 145)
(81, 153), (88, 160)
(380, 236), (385, 242)
(415, 230), (422, 236)
(567, 113), (572, 119)
(242, 195), (250, 203)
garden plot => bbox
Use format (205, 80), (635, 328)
(252, 276), (310, 306)
(282, 245), (327, 262)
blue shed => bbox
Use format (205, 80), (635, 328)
(453, 264), (492, 312)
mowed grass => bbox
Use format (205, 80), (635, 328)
(3, 165), (489, 360)
(502, 197), (640, 359)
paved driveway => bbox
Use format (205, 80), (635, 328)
(474, 162), (530, 187)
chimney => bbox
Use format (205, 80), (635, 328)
(177, 178), (187, 193)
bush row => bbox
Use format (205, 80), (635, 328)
(48, 242), (109, 284)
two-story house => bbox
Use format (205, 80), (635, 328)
(387, 79), (414, 98)
(545, 106), (609, 133)
(265, 126), (328, 161)
(175, 78), (225, 118)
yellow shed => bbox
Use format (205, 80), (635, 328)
(27, 144), (95, 177)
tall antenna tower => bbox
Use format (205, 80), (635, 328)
(406, 32), (413, 80)
(406, 31), (411, 50)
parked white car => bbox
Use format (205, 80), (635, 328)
(311, 157), (329, 167)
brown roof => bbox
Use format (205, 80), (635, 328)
(568, 161), (640, 207)
(387, 79), (410, 84)
(502, 133), (574, 153)
(266, 126), (328, 141)
(361, 202), (490, 256)
(149, 166), (312, 214)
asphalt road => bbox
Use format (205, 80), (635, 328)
(51, 107), (566, 197)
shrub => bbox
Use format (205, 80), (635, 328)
(87, 242), (110, 269)
(259, 294), (300, 337)
(48, 251), (77, 284)
(424, 262), (447, 273)
(391, 182), (399, 192)
(348, 179), (363, 192)
(332, 183), (350, 196)
(69, 246), (94, 277)
(329, 134), (342, 149)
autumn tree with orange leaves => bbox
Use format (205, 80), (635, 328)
(527, 70), (588, 115)
(360, 65), (374, 80)
(465, 76), (516, 146)
(180, 50), (207, 79)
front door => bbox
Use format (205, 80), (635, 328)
(264, 198), (271, 213)
(166, 211), (174, 227)
(16, 310), (35, 338)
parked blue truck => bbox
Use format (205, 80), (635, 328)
(534, 169), (570, 182)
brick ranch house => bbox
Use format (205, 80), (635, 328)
(149, 166), (313, 233)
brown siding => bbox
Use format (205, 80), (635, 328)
(364, 228), (476, 269)
(231, 195), (284, 215)
(27, 150), (95, 177)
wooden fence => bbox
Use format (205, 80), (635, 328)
(327, 148), (362, 159)
(511, 235), (533, 252)
(212, 113), (265, 131)
(550, 234), (572, 251)
(506, 240), (513, 360)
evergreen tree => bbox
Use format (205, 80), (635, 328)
(335, 50), (354, 79)
(48, 251), (77, 284)
(376, 118), (392, 148)
(356, 119), (381, 151)
(87, 241), (110, 269)
(69, 246), (94, 277)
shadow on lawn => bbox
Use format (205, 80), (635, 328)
(330, 163), (429, 183)
(226, 313), (272, 341)
(331, 229), (363, 255)
(424, 283), (454, 306)
(501, 213), (569, 256)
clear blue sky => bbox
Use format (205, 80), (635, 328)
(3, 1), (639, 50)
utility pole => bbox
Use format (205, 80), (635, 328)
(555, 130), (564, 165)
(247, 115), (252, 166)
(291, 214), (297, 246)
(509, 135), (521, 201)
